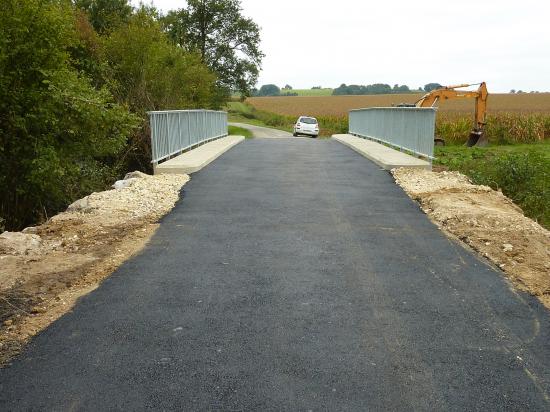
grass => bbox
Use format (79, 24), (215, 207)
(434, 142), (550, 228)
(228, 125), (253, 138)
(280, 88), (334, 96)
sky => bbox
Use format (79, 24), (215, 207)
(133, 0), (550, 92)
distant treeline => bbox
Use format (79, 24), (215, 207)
(333, 83), (425, 95)
(252, 83), (444, 97)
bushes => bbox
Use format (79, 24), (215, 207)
(0, 1), (218, 230)
(103, 8), (216, 170)
(435, 145), (550, 228)
(0, 0), (139, 230)
(471, 152), (548, 227)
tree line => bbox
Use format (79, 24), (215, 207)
(0, 0), (263, 231)
(252, 83), (444, 97)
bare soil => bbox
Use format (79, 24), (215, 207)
(0, 172), (188, 365)
(393, 168), (550, 308)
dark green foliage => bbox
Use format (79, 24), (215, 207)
(162, 0), (264, 98)
(424, 83), (443, 92)
(257, 84), (281, 97)
(333, 83), (416, 95)
(73, 0), (132, 33)
(103, 8), (217, 171)
(393, 84), (410, 93)
(0, 0), (220, 230)
(0, 0), (139, 230)
(435, 144), (550, 228)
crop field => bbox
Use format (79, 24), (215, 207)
(246, 94), (550, 144)
(247, 93), (550, 117)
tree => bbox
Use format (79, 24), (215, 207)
(257, 84), (280, 96)
(424, 83), (443, 92)
(393, 84), (410, 93)
(0, 0), (139, 230)
(103, 7), (217, 170)
(510, 89), (516, 94)
(162, 0), (264, 98)
(74, 0), (133, 33)
(283, 84), (292, 90)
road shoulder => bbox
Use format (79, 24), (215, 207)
(332, 133), (431, 170)
(393, 167), (550, 309)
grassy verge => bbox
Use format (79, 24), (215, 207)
(228, 125), (253, 138)
(434, 142), (550, 228)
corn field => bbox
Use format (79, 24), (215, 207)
(246, 94), (550, 144)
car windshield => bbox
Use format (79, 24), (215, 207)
(300, 117), (317, 124)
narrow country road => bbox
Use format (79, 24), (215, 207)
(2, 139), (550, 410)
(229, 122), (294, 138)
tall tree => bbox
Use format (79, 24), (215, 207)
(104, 7), (216, 170)
(257, 84), (280, 97)
(0, 0), (138, 230)
(163, 0), (264, 99)
(74, 0), (132, 33)
(424, 82), (443, 92)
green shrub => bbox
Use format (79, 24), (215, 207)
(435, 145), (550, 228)
(0, 0), (139, 230)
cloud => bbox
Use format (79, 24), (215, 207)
(133, 0), (550, 92)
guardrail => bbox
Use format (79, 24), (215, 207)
(148, 110), (228, 164)
(349, 107), (436, 159)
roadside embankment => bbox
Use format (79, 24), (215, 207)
(0, 172), (188, 365)
(393, 168), (550, 308)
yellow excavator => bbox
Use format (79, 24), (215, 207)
(398, 82), (489, 146)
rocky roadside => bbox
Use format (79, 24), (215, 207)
(393, 168), (550, 309)
(0, 171), (189, 365)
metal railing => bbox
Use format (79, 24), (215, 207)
(148, 110), (228, 164)
(349, 107), (436, 159)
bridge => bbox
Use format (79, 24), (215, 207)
(1, 110), (549, 410)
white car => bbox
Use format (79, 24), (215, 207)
(293, 116), (319, 137)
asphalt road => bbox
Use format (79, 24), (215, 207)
(229, 122), (294, 138)
(2, 138), (550, 410)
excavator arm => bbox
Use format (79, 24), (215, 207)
(415, 82), (489, 146)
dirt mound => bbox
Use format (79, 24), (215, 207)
(393, 168), (550, 307)
(0, 172), (188, 365)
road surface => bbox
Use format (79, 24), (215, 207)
(1, 138), (550, 410)
(229, 122), (294, 138)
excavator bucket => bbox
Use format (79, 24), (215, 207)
(466, 130), (488, 147)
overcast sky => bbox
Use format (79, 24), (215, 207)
(134, 0), (550, 92)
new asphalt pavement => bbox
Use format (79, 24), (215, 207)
(1, 137), (550, 410)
